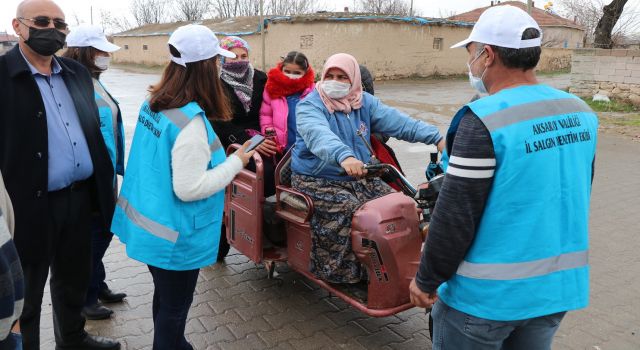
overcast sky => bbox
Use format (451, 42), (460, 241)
(2, 0), (639, 35)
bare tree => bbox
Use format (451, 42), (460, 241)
(437, 8), (457, 18)
(71, 12), (83, 26)
(594, 0), (628, 48)
(130, 0), (168, 26)
(99, 9), (134, 34)
(357, 0), (411, 15)
(211, 0), (323, 18)
(268, 0), (322, 15)
(174, 0), (213, 21)
(558, 0), (639, 47)
(212, 0), (235, 18)
(558, 0), (600, 44)
(237, 0), (261, 16)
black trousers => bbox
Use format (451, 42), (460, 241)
(148, 265), (199, 350)
(20, 182), (92, 350)
(85, 215), (113, 306)
(247, 155), (276, 197)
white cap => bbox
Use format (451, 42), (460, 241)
(66, 25), (120, 53)
(168, 24), (235, 67)
(451, 5), (542, 49)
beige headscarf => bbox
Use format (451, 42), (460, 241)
(316, 53), (363, 114)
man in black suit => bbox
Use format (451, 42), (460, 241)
(0, 0), (120, 349)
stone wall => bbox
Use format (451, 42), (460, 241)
(569, 49), (640, 106)
(538, 48), (573, 72)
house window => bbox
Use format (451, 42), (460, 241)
(124, 44), (129, 50)
(143, 44), (148, 51)
(300, 35), (313, 49)
(433, 38), (443, 51)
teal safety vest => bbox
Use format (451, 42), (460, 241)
(94, 81), (125, 179)
(438, 85), (598, 321)
(111, 101), (227, 271)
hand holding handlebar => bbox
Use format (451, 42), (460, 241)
(340, 157), (367, 178)
(436, 138), (445, 153)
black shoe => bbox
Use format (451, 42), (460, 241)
(98, 288), (127, 303)
(55, 334), (121, 350)
(82, 304), (114, 320)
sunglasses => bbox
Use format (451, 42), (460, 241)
(18, 16), (68, 30)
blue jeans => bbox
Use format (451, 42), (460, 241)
(0, 332), (22, 350)
(148, 265), (199, 350)
(431, 300), (566, 350)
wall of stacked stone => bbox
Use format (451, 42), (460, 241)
(569, 49), (640, 106)
(538, 48), (573, 72)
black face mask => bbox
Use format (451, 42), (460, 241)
(24, 26), (66, 56)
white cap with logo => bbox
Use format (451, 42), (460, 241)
(66, 25), (120, 53)
(451, 5), (542, 49)
(168, 24), (235, 67)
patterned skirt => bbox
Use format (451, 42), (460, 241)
(291, 174), (393, 284)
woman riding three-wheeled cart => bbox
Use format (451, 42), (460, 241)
(222, 53), (446, 317)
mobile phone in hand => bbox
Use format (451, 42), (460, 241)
(245, 134), (266, 153)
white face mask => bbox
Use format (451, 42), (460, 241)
(467, 49), (488, 94)
(284, 73), (303, 80)
(321, 80), (351, 99)
(95, 56), (111, 71)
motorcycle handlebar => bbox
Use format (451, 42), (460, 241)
(338, 163), (417, 197)
(364, 163), (417, 197)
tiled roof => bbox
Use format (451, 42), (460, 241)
(449, 1), (584, 30)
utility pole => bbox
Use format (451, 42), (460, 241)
(260, 0), (265, 71)
(90, 6), (93, 25)
(410, 0), (414, 16)
(527, 0), (533, 14)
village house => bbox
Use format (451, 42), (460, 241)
(112, 1), (583, 78)
(450, 1), (586, 49)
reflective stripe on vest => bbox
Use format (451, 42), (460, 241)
(457, 250), (588, 280)
(116, 196), (179, 243)
(112, 100), (226, 271)
(482, 98), (592, 132)
(158, 108), (222, 154)
(163, 108), (191, 129)
(437, 85), (596, 321)
(210, 137), (222, 153)
(95, 91), (118, 184)
(95, 97), (110, 109)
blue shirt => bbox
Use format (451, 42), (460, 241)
(20, 48), (93, 191)
(286, 92), (302, 151)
